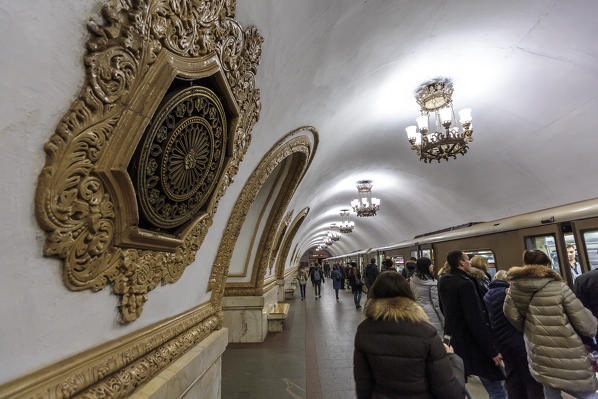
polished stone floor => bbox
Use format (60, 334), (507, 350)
(222, 280), (492, 399)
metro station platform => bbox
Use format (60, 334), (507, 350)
(222, 280), (491, 399)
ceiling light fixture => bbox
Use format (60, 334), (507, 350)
(405, 77), (473, 163)
(338, 209), (355, 233)
(351, 180), (380, 217)
(327, 227), (340, 241)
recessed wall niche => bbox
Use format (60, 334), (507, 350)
(128, 76), (232, 237)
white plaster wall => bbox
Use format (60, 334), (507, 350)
(0, 0), (274, 384)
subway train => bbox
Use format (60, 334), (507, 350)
(326, 198), (598, 287)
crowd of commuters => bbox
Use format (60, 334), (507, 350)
(296, 247), (598, 398)
(346, 248), (598, 399)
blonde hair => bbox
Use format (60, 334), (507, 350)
(470, 256), (489, 272)
(438, 261), (451, 276)
(493, 270), (508, 281)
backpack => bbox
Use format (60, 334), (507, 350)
(313, 269), (321, 282)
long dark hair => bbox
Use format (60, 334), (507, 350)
(414, 257), (435, 280)
(523, 250), (551, 266)
(370, 271), (414, 300)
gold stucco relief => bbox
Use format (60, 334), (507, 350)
(35, 0), (263, 322)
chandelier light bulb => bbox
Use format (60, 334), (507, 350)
(406, 125), (417, 139)
(458, 108), (472, 124)
(416, 115), (429, 132)
(439, 107), (452, 124)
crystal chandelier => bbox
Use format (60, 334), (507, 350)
(351, 180), (380, 217)
(327, 227), (340, 241)
(324, 236), (333, 246)
(405, 77), (473, 163)
(338, 209), (355, 233)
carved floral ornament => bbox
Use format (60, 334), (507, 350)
(35, 0), (263, 323)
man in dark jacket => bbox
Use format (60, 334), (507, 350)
(309, 262), (325, 300)
(575, 268), (598, 349)
(364, 258), (379, 289)
(380, 259), (395, 272)
(438, 250), (506, 399)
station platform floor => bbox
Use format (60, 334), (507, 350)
(222, 279), (493, 399)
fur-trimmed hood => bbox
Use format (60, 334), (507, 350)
(466, 267), (488, 281)
(506, 265), (563, 310)
(365, 296), (430, 323)
(507, 265), (561, 282)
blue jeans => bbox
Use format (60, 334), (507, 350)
(353, 290), (362, 306)
(479, 377), (507, 399)
(543, 384), (598, 399)
(299, 284), (306, 298)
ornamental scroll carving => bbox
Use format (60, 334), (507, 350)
(35, 0), (262, 322)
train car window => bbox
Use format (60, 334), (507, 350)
(524, 234), (561, 275)
(582, 230), (598, 270)
(464, 249), (497, 278)
(410, 250), (418, 259)
(421, 249), (433, 261)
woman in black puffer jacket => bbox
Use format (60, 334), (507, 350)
(354, 271), (464, 399)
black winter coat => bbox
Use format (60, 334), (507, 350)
(349, 269), (364, 293)
(364, 263), (379, 287)
(437, 269), (503, 380)
(574, 268), (598, 348)
(354, 297), (464, 399)
(483, 280), (526, 361)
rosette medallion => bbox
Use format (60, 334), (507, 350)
(132, 85), (227, 231)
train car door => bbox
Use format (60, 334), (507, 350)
(574, 217), (598, 271)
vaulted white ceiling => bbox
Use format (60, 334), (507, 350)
(237, 0), (598, 257)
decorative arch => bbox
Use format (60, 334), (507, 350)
(274, 207), (310, 279)
(208, 126), (318, 303)
(267, 209), (294, 277)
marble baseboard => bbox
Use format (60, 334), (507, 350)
(130, 328), (228, 399)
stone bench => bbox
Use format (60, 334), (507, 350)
(267, 303), (290, 333)
(284, 286), (295, 299)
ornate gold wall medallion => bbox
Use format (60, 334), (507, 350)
(207, 127), (318, 300)
(35, 0), (263, 322)
(131, 84), (227, 231)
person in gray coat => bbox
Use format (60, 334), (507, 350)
(504, 250), (598, 399)
(410, 257), (444, 335)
